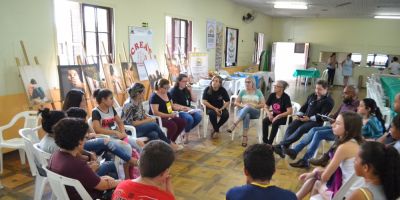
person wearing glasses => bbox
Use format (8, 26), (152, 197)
(202, 75), (230, 139)
(169, 74), (202, 144)
(149, 79), (186, 150)
(227, 76), (265, 147)
(262, 80), (292, 145)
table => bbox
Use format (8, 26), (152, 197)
(380, 76), (400, 109)
(293, 69), (321, 87)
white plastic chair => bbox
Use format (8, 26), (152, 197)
(230, 78), (246, 108)
(0, 111), (39, 174)
(231, 107), (264, 143)
(272, 102), (301, 144)
(19, 127), (47, 200)
(331, 173), (359, 200)
(44, 168), (92, 200)
(142, 100), (168, 136)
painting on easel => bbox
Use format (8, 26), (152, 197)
(57, 65), (85, 100)
(82, 64), (102, 94)
(19, 65), (53, 106)
(121, 62), (135, 88)
(144, 59), (164, 89)
(103, 63), (126, 94)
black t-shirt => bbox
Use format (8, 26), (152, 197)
(266, 92), (292, 116)
(202, 86), (230, 109)
(169, 86), (191, 107)
(149, 93), (173, 115)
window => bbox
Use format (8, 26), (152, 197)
(83, 4), (113, 65)
(351, 53), (362, 64)
(367, 54), (389, 67)
(54, 0), (113, 66)
(253, 32), (264, 64)
(165, 16), (192, 65)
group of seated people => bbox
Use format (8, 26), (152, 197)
(34, 74), (400, 200)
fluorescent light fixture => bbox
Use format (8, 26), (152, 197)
(274, 2), (308, 9)
(374, 15), (400, 19)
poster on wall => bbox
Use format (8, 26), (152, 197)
(225, 27), (239, 67)
(215, 22), (224, 70)
(189, 52), (209, 82)
(129, 26), (153, 81)
(103, 64), (126, 94)
(82, 64), (102, 95)
(57, 65), (85, 100)
(144, 59), (164, 89)
(206, 20), (216, 49)
(19, 65), (53, 106)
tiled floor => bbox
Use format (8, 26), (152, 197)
(0, 82), (365, 199)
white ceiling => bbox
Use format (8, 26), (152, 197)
(230, 0), (400, 18)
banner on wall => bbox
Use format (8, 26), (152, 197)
(189, 52), (209, 82)
(129, 26), (154, 81)
(215, 22), (224, 70)
(206, 20), (216, 49)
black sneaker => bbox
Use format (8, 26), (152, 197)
(273, 145), (285, 158)
(289, 159), (310, 169)
(285, 148), (298, 160)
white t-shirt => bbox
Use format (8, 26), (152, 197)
(389, 61), (400, 75)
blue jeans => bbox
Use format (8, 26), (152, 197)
(293, 126), (336, 161)
(179, 111), (202, 133)
(280, 120), (321, 147)
(237, 106), (260, 129)
(84, 138), (132, 162)
(97, 161), (118, 179)
(135, 122), (170, 144)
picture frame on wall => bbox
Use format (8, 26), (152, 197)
(225, 27), (239, 67)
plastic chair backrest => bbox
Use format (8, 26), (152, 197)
(0, 111), (38, 143)
(291, 102), (301, 114)
(19, 127), (41, 176)
(236, 78), (246, 95)
(32, 143), (51, 168)
(332, 173), (358, 200)
(44, 168), (92, 200)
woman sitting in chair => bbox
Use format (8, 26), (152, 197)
(227, 76), (265, 147)
(262, 80), (292, 145)
(121, 82), (177, 150)
(149, 79), (186, 150)
(48, 118), (121, 200)
(202, 75), (230, 139)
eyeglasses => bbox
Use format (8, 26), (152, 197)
(273, 85), (283, 88)
(163, 86), (170, 90)
(245, 81), (252, 84)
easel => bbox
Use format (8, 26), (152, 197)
(17, 40), (56, 110)
(76, 55), (95, 110)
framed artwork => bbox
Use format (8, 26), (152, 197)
(144, 59), (163, 89)
(57, 65), (85, 100)
(189, 52), (209, 82)
(82, 64), (102, 95)
(225, 27), (239, 67)
(19, 65), (53, 106)
(103, 64), (126, 94)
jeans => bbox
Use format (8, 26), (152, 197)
(327, 68), (335, 85)
(236, 106), (260, 129)
(262, 117), (288, 144)
(84, 138), (132, 162)
(161, 117), (187, 142)
(293, 126), (336, 161)
(179, 111), (202, 133)
(207, 109), (229, 132)
(135, 122), (170, 144)
(97, 161), (118, 179)
(280, 120), (321, 148)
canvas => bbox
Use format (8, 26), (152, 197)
(144, 59), (164, 89)
(103, 63), (126, 94)
(57, 65), (85, 100)
(18, 65), (53, 106)
(82, 64), (102, 95)
(121, 62), (135, 88)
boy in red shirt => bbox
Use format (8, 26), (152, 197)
(112, 140), (175, 200)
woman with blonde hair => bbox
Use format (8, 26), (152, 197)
(227, 76), (265, 147)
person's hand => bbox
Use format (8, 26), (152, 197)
(136, 139), (145, 148)
(169, 113), (177, 118)
(165, 174), (174, 194)
(181, 107), (190, 112)
(299, 116), (310, 122)
(114, 131), (128, 139)
(268, 113), (274, 121)
(272, 115), (280, 123)
(214, 108), (221, 116)
(299, 172), (314, 182)
(88, 132), (97, 139)
(88, 161), (99, 172)
(89, 152), (97, 161)
(147, 117), (156, 123)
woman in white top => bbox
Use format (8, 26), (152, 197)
(227, 76), (265, 147)
(348, 141), (400, 200)
(341, 53), (355, 87)
(296, 111), (364, 200)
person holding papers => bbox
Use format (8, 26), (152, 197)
(169, 74), (202, 144)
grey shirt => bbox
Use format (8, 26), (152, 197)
(39, 134), (59, 154)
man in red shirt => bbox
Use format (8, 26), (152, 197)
(112, 140), (176, 200)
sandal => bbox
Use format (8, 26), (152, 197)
(241, 135), (248, 147)
(227, 123), (238, 133)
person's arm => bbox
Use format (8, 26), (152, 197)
(94, 176), (121, 191)
(91, 110), (122, 137)
(319, 144), (350, 182)
(376, 132), (389, 143)
(115, 115), (127, 137)
(311, 97), (334, 122)
(347, 189), (370, 200)
(298, 95), (310, 114)
(221, 88), (231, 110)
(234, 91), (243, 108)
(131, 118), (156, 126)
(150, 104), (175, 118)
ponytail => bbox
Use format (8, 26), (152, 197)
(92, 88), (113, 104)
(360, 142), (400, 200)
(362, 98), (386, 132)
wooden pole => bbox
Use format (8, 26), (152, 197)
(102, 41), (112, 63)
(77, 55), (93, 109)
(122, 43), (128, 63)
(20, 41), (30, 65)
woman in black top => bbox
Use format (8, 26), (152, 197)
(263, 80), (293, 144)
(202, 76), (230, 138)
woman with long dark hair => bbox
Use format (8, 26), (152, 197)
(357, 98), (385, 139)
(62, 89), (86, 111)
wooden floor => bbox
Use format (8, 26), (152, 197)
(0, 82), (365, 200)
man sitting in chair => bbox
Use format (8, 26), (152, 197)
(285, 85), (359, 168)
(273, 80), (334, 158)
